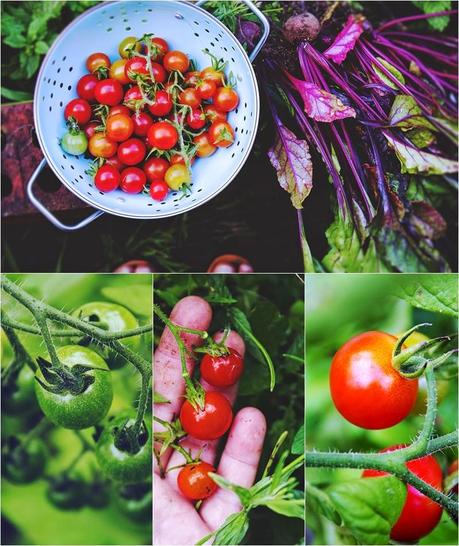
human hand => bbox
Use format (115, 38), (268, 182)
(153, 296), (266, 545)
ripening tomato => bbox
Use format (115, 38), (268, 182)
(94, 79), (124, 106)
(180, 391), (233, 440)
(196, 79), (217, 100)
(124, 86), (144, 110)
(201, 66), (224, 87)
(178, 88), (201, 108)
(200, 349), (244, 387)
(149, 180), (169, 201)
(148, 90), (173, 117)
(88, 133), (117, 158)
(95, 165), (120, 192)
(163, 50), (190, 73)
(186, 108), (206, 130)
(119, 36), (141, 59)
(184, 71), (201, 87)
(84, 122), (99, 140)
(143, 157), (169, 183)
(164, 164), (190, 190)
(193, 132), (216, 158)
(170, 154), (195, 166)
(208, 121), (234, 148)
(147, 122), (178, 150)
(64, 98), (92, 125)
(177, 462), (218, 501)
(76, 74), (98, 102)
(363, 446), (443, 542)
(149, 36), (169, 60)
(109, 104), (131, 118)
(109, 58), (131, 85)
(105, 155), (123, 171)
(117, 138), (146, 166)
(125, 56), (149, 81)
(106, 114), (134, 142)
(120, 167), (146, 194)
(329, 331), (418, 429)
(204, 104), (227, 123)
(86, 52), (110, 74)
(132, 112), (153, 136)
(213, 86), (239, 112)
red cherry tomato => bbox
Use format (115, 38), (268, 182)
(147, 121), (178, 150)
(196, 79), (217, 100)
(125, 56), (149, 81)
(329, 331), (418, 429)
(179, 391), (233, 440)
(213, 87), (239, 112)
(184, 71), (200, 87)
(143, 157), (170, 183)
(201, 66), (224, 87)
(88, 133), (117, 158)
(204, 104), (227, 123)
(163, 50), (190, 73)
(94, 78), (124, 106)
(178, 88), (201, 109)
(106, 114), (134, 142)
(208, 121), (235, 148)
(150, 62), (166, 84)
(64, 98), (92, 125)
(105, 155), (123, 171)
(132, 112), (153, 137)
(193, 132), (216, 158)
(177, 462), (217, 501)
(76, 74), (98, 102)
(109, 104), (131, 118)
(148, 90), (173, 117)
(124, 86), (144, 110)
(84, 122), (99, 140)
(94, 165), (120, 192)
(117, 138), (146, 166)
(149, 180), (169, 201)
(149, 37), (169, 60)
(86, 52), (110, 74)
(200, 349), (244, 387)
(170, 154), (195, 166)
(363, 446), (443, 542)
(120, 167), (146, 194)
(186, 108), (206, 130)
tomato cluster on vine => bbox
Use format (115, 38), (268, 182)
(60, 34), (239, 201)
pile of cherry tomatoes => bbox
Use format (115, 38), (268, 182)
(176, 347), (244, 501)
(60, 34), (239, 201)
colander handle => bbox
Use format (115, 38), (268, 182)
(196, 0), (270, 61)
(27, 158), (104, 231)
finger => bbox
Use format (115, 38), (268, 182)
(200, 407), (266, 531)
(153, 473), (211, 546)
(154, 296), (212, 471)
(165, 331), (245, 488)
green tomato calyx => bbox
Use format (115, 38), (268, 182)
(113, 417), (148, 455)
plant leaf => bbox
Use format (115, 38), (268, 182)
(323, 15), (365, 64)
(412, 0), (451, 31)
(389, 95), (436, 132)
(306, 482), (341, 525)
(268, 124), (313, 209)
(372, 57), (405, 90)
(328, 476), (406, 545)
(264, 498), (304, 519)
(286, 73), (356, 122)
(291, 425), (304, 455)
(384, 133), (458, 174)
(212, 511), (250, 546)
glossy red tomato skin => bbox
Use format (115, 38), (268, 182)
(86, 52), (110, 73)
(94, 165), (120, 192)
(106, 114), (134, 142)
(363, 445), (443, 542)
(149, 180), (169, 201)
(213, 87), (239, 112)
(125, 56), (149, 81)
(204, 105), (227, 123)
(196, 79), (217, 100)
(105, 155), (123, 171)
(132, 112), (153, 137)
(143, 157), (169, 183)
(147, 122), (178, 150)
(163, 50), (190, 73)
(76, 74), (98, 102)
(200, 349), (244, 387)
(120, 167), (146, 194)
(193, 132), (216, 158)
(184, 71), (201, 87)
(180, 391), (233, 440)
(94, 79), (123, 106)
(109, 104), (131, 118)
(148, 91), (173, 117)
(177, 462), (217, 501)
(149, 37), (169, 60)
(208, 121), (235, 148)
(329, 331), (418, 429)
(186, 108), (206, 130)
(178, 88), (201, 109)
(124, 86), (144, 110)
(64, 98), (92, 125)
(117, 138), (146, 166)
(150, 62), (166, 84)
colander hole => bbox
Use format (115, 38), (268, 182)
(107, 27), (113, 32)
(148, 8), (153, 11)
(53, 80), (56, 86)
(61, 165), (65, 170)
(75, 178), (79, 183)
(42, 96), (45, 101)
(173, 199), (178, 203)
(197, 188), (202, 192)
(49, 106), (52, 112)
(234, 127), (238, 133)
(60, 83), (63, 88)
(235, 108), (238, 114)
(243, 115), (246, 121)
(210, 42), (215, 47)
(57, 68), (61, 74)
(231, 152), (235, 158)
(223, 47), (227, 51)
(123, 18), (128, 22)
(231, 57), (235, 63)
(79, 175), (84, 180)
(88, 182), (92, 186)
(125, 27), (131, 31)
(147, 203), (152, 206)
(52, 60), (56, 65)
(70, 180), (75, 185)
(205, 28), (210, 33)
(87, 192), (92, 196)
(193, 20), (199, 25)
(174, 203), (179, 207)
(231, 46), (236, 51)
(215, 37), (219, 42)
(62, 154), (67, 159)
(194, 33), (199, 37)
(59, 101), (63, 107)
(99, 192), (104, 195)
(62, 56), (67, 61)
(68, 85), (72, 90)
(47, 78), (51, 83)
(69, 66), (73, 72)
(236, 141), (240, 146)
(70, 165), (75, 170)
(50, 93), (54, 98)
(142, 18), (147, 22)
(109, 15), (114, 19)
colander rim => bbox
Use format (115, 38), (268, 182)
(33, 0), (261, 220)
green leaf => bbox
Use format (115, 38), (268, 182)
(394, 274), (458, 317)
(412, 1), (451, 31)
(306, 482), (341, 525)
(373, 57), (405, 90)
(389, 95), (436, 132)
(264, 498), (304, 519)
(0, 86), (33, 101)
(407, 128), (435, 148)
(212, 511), (250, 546)
(101, 285), (152, 317)
(291, 425), (304, 455)
(3, 34), (27, 48)
(229, 307), (276, 391)
(328, 476), (407, 545)
(35, 40), (49, 54)
(209, 473), (252, 507)
(153, 391), (169, 403)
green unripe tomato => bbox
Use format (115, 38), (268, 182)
(115, 482), (152, 521)
(35, 345), (113, 429)
(61, 130), (88, 156)
(96, 414), (152, 483)
(46, 475), (86, 510)
(2, 436), (46, 484)
(72, 302), (140, 369)
(2, 366), (38, 415)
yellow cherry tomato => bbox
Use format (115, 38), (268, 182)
(165, 164), (190, 190)
(118, 36), (141, 59)
(109, 58), (130, 85)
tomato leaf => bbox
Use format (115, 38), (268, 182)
(286, 73), (357, 122)
(101, 284), (152, 317)
(323, 15), (365, 65)
(210, 511), (250, 546)
(268, 124), (313, 209)
(328, 476), (407, 545)
(264, 498), (304, 519)
(291, 425), (304, 455)
(394, 275), (458, 317)
(306, 482), (341, 525)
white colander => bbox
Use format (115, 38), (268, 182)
(28, 0), (269, 230)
